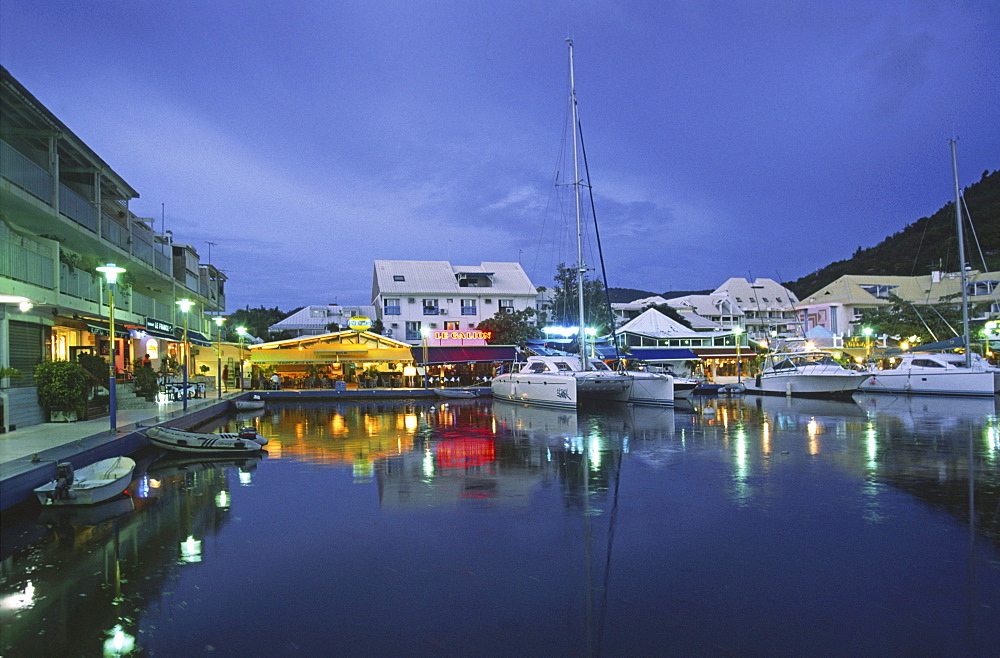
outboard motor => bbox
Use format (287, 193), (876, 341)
(51, 462), (74, 500)
(238, 426), (266, 446)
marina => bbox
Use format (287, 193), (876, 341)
(1, 394), (998, 655)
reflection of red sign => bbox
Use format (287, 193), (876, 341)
(433, 330), (492, 340)
(435, 437), (496, 469)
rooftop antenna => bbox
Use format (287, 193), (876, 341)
(206, 241), (217, 265)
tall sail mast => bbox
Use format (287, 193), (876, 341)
(568, 39), (589, 369)
(950, 139), (972, 368)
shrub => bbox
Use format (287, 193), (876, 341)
(35, 360), (89, 416)
(133, 366), (160, 401)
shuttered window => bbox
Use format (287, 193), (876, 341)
(8, 321), (45, 386)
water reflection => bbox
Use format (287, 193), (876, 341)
(0, 395), (997, 655)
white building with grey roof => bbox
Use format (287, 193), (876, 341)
(371, 260), (539, 344)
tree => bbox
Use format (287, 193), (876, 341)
(225, 306), (292, 341)
(478, 308), (541, 347)
(855, 293), (964, 344)
(549, 263), (613, 334)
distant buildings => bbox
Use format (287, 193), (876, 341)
(268, 304), (378, 337)
(794, 269), (1000, 348)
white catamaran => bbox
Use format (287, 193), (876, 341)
(492, 41), (672, 409)
(859, 141), (1000, 397)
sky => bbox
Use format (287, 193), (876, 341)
(2, 1), (998, 311)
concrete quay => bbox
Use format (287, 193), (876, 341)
(0, 387), (481, 513)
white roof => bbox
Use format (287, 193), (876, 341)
(372, 260), (537, 297)
(617, 308), (706, 339)
(270, 304), (378, 332)
(712, 277), (799, 310)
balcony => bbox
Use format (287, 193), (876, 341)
(423, 307), (439, 315)
(461, 306), (476, 315)
(383, 306), (401, 315)
(405, 331), (422, 341)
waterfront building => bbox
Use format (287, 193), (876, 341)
(370, 260), (539, 345)
(1, 66), (225, 430)
(612, 308), (749, 380)
(269, 303), (378, 338)
(795, 270), (1000, 354)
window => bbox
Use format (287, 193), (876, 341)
(405, 321), (421, 340)
(445, 321), (459, 330)
(393, 275), (405, 281)
(968, 280), (998, 296)
(461, 299), (476, 315)
(499, 299), (514, 313)
(735, 297), (743, 302)
(383, 298), (401, 315)
(422, 299), (439, 315)
(762, 297), (769, 302)
(860, 284), (897, 298)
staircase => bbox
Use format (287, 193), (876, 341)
(115, 382), (157, 410)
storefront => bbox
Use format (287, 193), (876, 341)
(248, 331), (415, 388)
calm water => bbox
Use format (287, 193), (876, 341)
(2, 394), (999, 656)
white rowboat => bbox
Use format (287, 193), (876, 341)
(35, 456), (136, 506)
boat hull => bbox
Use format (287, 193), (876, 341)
(233, 400), (265, 410)
(745, 372), (868, 397)
(35, 457), (136, 506)
(859, 369), (999, 397)
(626, 372), (674, 406)
(146, 426), (266, 454)
(433, 389), (479, 399)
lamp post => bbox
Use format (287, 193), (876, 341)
(96, 263), (126, 432)
(732, 325), (744, 383)
(862, 326), (873, 361)
(421, 327), (429, 389)
(236, 326), (248, 390)
(213, 316), (225, 399)
(176, 299), (194, 410)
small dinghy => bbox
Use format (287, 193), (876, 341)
(35, 456), (136, 506)
(145, 426), (268, 454)
(433, 388), (479, 399)
(232, 395), (265, 411)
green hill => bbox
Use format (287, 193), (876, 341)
(786, 169), (1000, 298)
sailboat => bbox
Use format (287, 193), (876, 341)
(859, 141), (999, 397)
(491, 41), (673, 408)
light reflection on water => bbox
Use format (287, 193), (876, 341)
(1, 394), (998, 656)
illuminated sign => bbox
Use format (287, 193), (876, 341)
(433, 330), (492, 340)
(348, 316), (373, 332)
(147, 318), (173, 334)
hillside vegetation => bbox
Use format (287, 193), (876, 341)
(786, 169), (1000, 298)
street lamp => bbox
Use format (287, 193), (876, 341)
(732, 325), (744, 383)
(421, 327), (430, 388)
(213, 315), (225, 399)
(862, 326), (873, 360)
(96, 263), (126, 432)
(235, 326), (248, 390)
(176, 299), (194, 410)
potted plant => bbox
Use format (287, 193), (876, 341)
(0, 366), (22, 387)
(35, 360), (89, 422)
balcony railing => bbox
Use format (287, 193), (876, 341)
(60, 263), (100, 303)
(383, 306), (401, 315)
(1, 139), (53, 203)
(101, 212), (129, 251)
(0, 221), (55, 289)
(406, 331), (422, 341)
(461, 306), (476, 315)
(423, 307), (439, 315)
(59, 184), (97, 232)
